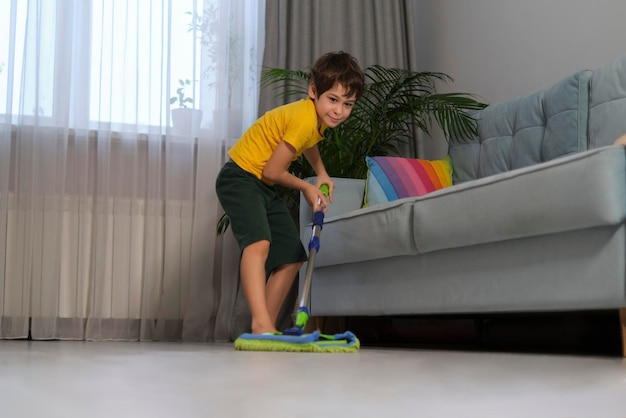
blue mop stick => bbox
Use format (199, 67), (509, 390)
(284, 184), (329, 335)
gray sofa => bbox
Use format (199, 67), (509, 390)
(299, 55), (626, 355)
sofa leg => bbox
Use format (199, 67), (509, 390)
(620, 308), (626, 357)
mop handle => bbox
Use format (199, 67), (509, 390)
(317, 184), (329, 208)
(297, 184), (329, 310)
(309, 184), (329, 252)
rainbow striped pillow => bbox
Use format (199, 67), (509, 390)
(364, 155), (453, 207)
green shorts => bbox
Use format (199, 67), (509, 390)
(216, 161), (307, 275)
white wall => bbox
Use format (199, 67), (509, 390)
(413, 0), (626, 158)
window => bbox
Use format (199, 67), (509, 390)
(0, 0), (202, 130)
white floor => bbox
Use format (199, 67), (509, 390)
(1, 340), (625, 417)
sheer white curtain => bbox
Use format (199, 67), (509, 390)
(0, 0), (264, 341)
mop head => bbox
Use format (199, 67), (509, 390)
(234, 330), (360, 353)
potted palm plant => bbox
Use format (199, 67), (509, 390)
(170, 78), (203, 135)
(217, 65), (487, 234)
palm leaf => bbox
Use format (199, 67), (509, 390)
(260, 68), (309, 100)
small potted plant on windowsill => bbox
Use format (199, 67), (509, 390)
(170, 78), (203, 136)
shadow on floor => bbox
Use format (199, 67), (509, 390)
(314, 310), (623, 356)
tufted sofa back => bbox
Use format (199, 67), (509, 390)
(588, 56), (626, 149)
(449, 69), (592, 184)
(449, 55), (626, 185)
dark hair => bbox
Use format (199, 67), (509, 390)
(309, 51), (365, 100)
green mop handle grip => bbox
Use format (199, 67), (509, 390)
(318, 183), (329, 205)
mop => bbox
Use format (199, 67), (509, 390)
(235, 185), (360, 353)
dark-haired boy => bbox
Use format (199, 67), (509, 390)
(216, 51), (365, 335)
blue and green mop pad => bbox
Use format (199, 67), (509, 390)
(234, 330), (360, 353)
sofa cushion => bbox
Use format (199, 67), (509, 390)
(449, 69), (592, 184)
(589, 55), (626, 148)
(306, 198), (419, 267)
(364, 156), (452, 207)
(302, 147), (626, 267)
(412, 146), (626, 254)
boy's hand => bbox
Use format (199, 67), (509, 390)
(305, 183), (331, 213)
(315, 175), (335, 209)
(315, 176), (334, 205)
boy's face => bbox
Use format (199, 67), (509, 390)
(309, 82), (357, 129)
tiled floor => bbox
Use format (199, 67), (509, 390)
(1, 339), (625, 418)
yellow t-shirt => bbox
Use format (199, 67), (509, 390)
(228, 98), (326, 184)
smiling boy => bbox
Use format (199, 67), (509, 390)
(216, 51), (365, 335)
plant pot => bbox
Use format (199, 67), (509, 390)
(171, 108), (203, 136)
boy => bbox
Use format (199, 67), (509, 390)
(216, 51), (365, 335)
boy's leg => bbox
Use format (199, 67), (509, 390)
(265, 261), (303, 326)
(264, 195), (307, 331)
(216, 162), (281, 334)
(240, 239), (277, 334)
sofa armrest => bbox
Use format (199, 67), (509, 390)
(299, 177), (366, 227)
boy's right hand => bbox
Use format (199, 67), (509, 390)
(304, 184), (329, 213)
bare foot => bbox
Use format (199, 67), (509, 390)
(251, 320), (279, 335)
